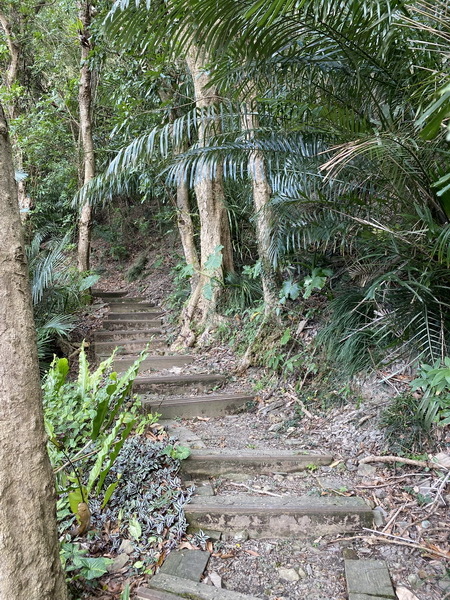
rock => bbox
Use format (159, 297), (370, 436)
(407, 574), (421, 588)
(233, 530), (249, 542)
(107, 553), (129, 573)
(373, 506), (387, 527)
(357, 463), (377, 477)
(119, 539), (135, 555)
(209, 572), (222, 588)
(438, 577), (450, 591)
(297, 567), (307, 579)
(278, 567), (300, 582)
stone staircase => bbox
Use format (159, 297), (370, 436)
(92, 290), (394, 600)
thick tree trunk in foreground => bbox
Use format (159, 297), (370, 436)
(241, 100), (279, 316)
(0, 104), (68, 600)
(180, 46), (234, 342)
(77, 0), (95, 272)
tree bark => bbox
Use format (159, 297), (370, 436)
(77, 0), (95, 272)
(159, 86), (200, 291)
(0, 8), (32, 218)
(241, 99), (279, 316)
(0, 103), (68, 600)
(181, 45), (234, 336)
(176, 178), (200, 291)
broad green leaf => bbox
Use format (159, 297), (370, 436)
(204, 245), (224, 271)
(129, 517), (142, 541)
(202, 281), (213, 300)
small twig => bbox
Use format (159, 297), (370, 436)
(286, 391), (314, 419)
(382, 504), (407, 534)
(228, 482), (282, 497)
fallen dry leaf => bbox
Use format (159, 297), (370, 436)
(178, 541), (195, 550)
(396, 586), (420, 600)
(244, 550), (260, 557)
(212, 552), (236, 559)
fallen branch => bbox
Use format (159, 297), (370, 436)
(362, 528), (450, 559)
(286, 391), (314, 419)
(328, 530), (450, 560)
(359, 455), (431, 469)
(228, 482), (282, 497)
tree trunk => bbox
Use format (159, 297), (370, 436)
(0, 104), (68, 600)
(241, 99), (279, 316)
(181, 45), (234, 336)
(0, 9), (33, 219)
(77, 0), (95, 272)
(159, 87), (200, 291)
(176, 178), (200, 291)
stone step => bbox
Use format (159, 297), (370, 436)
(112, 355), (194, 374)
(92, 290), (127, 298)
(107, 311), (164, 320)
(104, 296), (147, 303)
(186, 495), (373, 538)
(94, 338), (167, 356)
(101, 319), (163, 331)
(138, 573), (261, 600)
(134, 373), (226, 395)
(106, 303), (159, 313)
(159, 549), (210, 582)
(345, 559), (396, 600)
(181, 449), (333, 479)
(141, 392), (253, 419)
(94, 328), (164, 341)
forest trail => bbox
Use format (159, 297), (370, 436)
(92, 290), (397, 600)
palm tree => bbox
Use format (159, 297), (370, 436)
(97, 0), (449, 367)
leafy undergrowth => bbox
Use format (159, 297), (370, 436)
(44, 348), (196, 599)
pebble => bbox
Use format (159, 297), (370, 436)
(119, 539), (135, 555)
(438, 577), (450, 591)
(278, 567), (300, 582)
(356, 463), (377, 477)
(107, 553), (129, 573)
(233, 530), (249, 542)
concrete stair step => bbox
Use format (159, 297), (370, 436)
(141, 392), (253, 418)
(138, 574), (261, 600)
(186, 495), (373, 538)
(92, 290), (127, 298)
(112, 354), (194, 374)
(101, 319), (162, 331)
(95, 338), (167, 356)
(107, 311), (164, 320)
(103, 296), (147, 303)
(345, 559), (396, 600)
(106, 303), (159, 313)
(159, 549), (210, 582)
(134, 373), (226, 395)
(94, 328), (164, 341)
(181, 449), (333, 479)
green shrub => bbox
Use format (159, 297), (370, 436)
(410, 358), (450, 427)
(381, 394), (432, 455)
